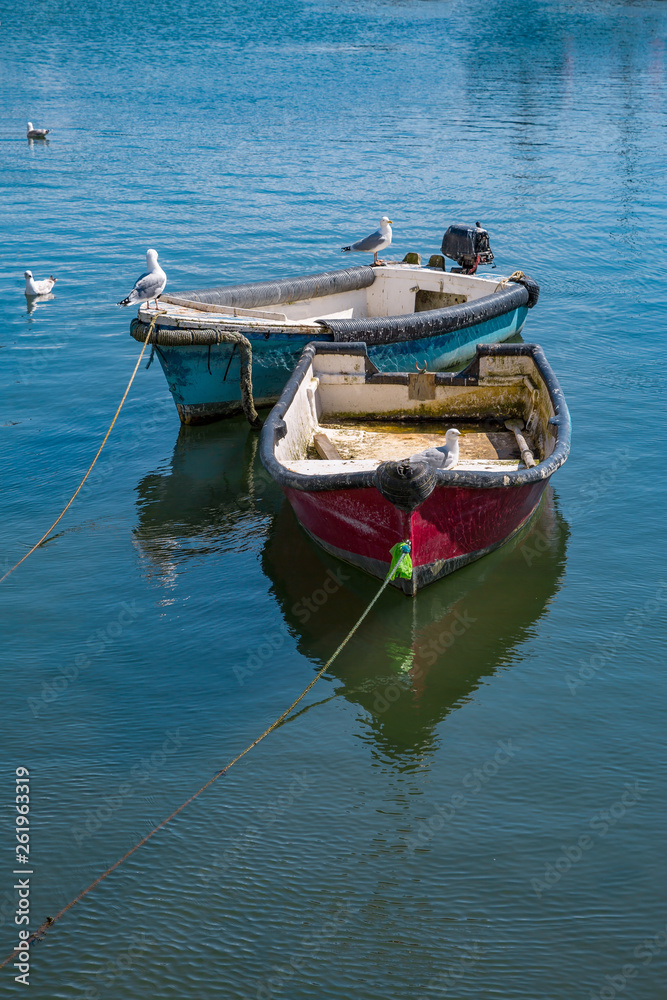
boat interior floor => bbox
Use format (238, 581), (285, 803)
(292, 419), (538, 473)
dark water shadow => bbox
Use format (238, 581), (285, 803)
(133, 419), (283, 575)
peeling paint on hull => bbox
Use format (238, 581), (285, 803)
(285, 479), (547, 594)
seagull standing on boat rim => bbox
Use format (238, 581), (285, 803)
(24, 270), (56, 296)
(27, 122), (50, 139)
(341, 216), (393, 266)
(117, 249), (167, 308)
(409, 428), (461, 470)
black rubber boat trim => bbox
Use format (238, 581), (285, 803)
(259, 342), (571, 493)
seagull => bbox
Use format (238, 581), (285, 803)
(117, 249), (167, 308)
(341, 216), (393, 266)
(24, 270), (57, 296)
(27, 122), (50, 139)
(409, 428), (461, 470)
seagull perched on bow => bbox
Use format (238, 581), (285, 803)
(24, 270), (56, 296)
(409, 428), (461, 470)
(341, 216), (393, 266)
(117, 249), (167, 308)
(27, 122), (50, 139)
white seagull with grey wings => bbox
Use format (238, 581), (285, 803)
(24, 270), (56, 296)
(341, 216), (393, 265)
(409, 428), (462, 470)
(118, 249), (167, 308)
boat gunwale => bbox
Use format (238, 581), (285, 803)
(133, 313), (325, 337)
(319, 282), (531, 344)
(259, 341), (571, 493)
(132, 266), (535, 345)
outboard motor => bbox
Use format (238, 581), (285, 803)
(441, 223), (494, 274)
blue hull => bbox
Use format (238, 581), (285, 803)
(153, 305), (528, 423)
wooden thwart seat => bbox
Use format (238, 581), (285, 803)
(313, 432), (342, 461)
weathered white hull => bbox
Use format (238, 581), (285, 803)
(130, 263), (539, 424)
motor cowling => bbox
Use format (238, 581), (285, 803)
(441, 224), (494, 274)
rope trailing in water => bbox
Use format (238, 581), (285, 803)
(0, 314), (164, 586)
(0, 542), (411, 971)
(129, 320), (262, 429)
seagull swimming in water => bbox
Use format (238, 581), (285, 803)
(341, 216), (393, 266)
(24, 270), (57, 296)
(409, 428), (461, 470)
(117, 249), (167, 308)
(27, 122), (50, 139)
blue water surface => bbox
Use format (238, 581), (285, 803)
(1, 1), (666, 998)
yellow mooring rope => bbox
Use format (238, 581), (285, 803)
(0, 545), (410, 971)
(494, 269), (526, 292)
(0, 314), (164, 586)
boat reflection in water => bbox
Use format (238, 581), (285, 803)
(134, 421), (568, 764)
(133, 419), (283, 585)
(262, 489), (569, 765)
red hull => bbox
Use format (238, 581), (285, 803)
(284, 481), (548, 594)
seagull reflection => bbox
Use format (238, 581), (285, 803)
(26, 293), (55, 316)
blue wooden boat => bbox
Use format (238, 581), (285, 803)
(129, 226), (539, 425)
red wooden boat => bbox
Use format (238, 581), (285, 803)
(259, 342), (570, 594)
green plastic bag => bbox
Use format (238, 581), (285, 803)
(388, 542), (412, 581)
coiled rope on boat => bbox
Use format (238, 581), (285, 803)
(495, 270), (540, 308)
(129, 319), (262, 429)
(0, 543), (411, 972)
(0, 313), (164, 586)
